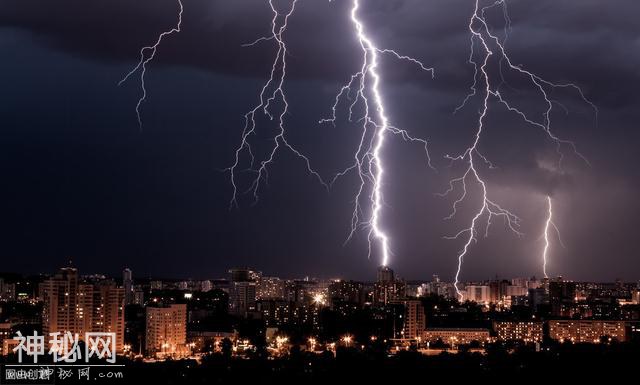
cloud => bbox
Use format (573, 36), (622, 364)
(1, 0), (636, 106)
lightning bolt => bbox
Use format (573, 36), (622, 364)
(321, 0), (434, 267)
(226, 0), (327, 209)
(542, 195), (564, 279)
(444, 0), (596, 300)
(118, 0), (184, 129)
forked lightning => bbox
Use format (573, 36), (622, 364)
(445, 0), (596, 299)
(226, 0), (326, 209)
(119, 0), (184, 129)
(322, 0), (434, 267)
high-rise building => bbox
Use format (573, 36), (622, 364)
(123, 268), (133, 306)
(0, 278), (16, 301)
(228, 268), (257, 316)
(40, 267), (125, 352)
(0, 323), (12, 355)
(95, 281), (126, 351)
(550, 279), (577, 317)
(146, 304), (187, 357)
(489, 280), (511, 303)
(133, 288), (145, 306)
(394, 299), (425, 339)
(377, 266), (394, 283)
(257, 299), (292, 327)
(41, 267), (80, 337)
(229, 268), (252, 283)
(506, 285), (528, 297)
(285, 279), (322, 307)
(328, 280), (365, 307)
(511, 277), (530, 289)
(229, 281), (257, 316)
(464, 285), (490, 304)
(374, 266), (405, 305)
(529, 287), (549, 311)
(438, 283), (458, 300)
(256, 276), (285, 300)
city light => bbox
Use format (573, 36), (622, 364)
(312, 293), (326, 306)
(307, 337), (317, 351)
(275, 336), (289, 351)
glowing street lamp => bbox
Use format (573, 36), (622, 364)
(275, 336), (289, 350)
(307, 337), (317, 351)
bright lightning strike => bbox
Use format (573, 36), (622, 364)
(118, 0), (183, 129)
(444, 0), (596, 300)
(226, 0), (326, 209)
(321, 0), (434, 267)
(542, 195), (564, 279)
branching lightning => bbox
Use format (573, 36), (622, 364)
(542, 195), (564, 279)
(221, 0), (592, 275)
(226, 0), (327, 209)
(119, 0), (184, 129)
(444, 0), (596, 300)
(320, 0), (434, 267)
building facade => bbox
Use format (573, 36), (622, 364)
(401, 300), (425, 339)
(548, 320), (627, 343)
(146, 304), (187, 357)
(0, 323), (11, 355)
(229, 268), (257, 316)
(493, 321), (543, 343)
(373, 266), (405, 305)
(422, 328), (491, 345)
(123, 268), (133, 306)
(464, 285), (490, 304)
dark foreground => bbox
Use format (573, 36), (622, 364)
(2, 342), (635, 384)
(123, 342), (638, 384)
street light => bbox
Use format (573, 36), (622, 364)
(308, 337), (317, 351)
(275, 336), (289, 351)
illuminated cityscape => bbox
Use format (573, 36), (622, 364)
(1, 265), (639, 381)
(1, 0), (639, 382)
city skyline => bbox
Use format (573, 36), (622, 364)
(1, 263), (639, 381)
(2, 263), (637, 287)
(0, 246), (636, 283)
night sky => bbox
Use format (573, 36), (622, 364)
(0, 0), (638, 282)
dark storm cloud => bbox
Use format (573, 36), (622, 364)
(2, 0), (637, 102)
(0, 0), (638, 281)
(0, 0), (357, 80)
